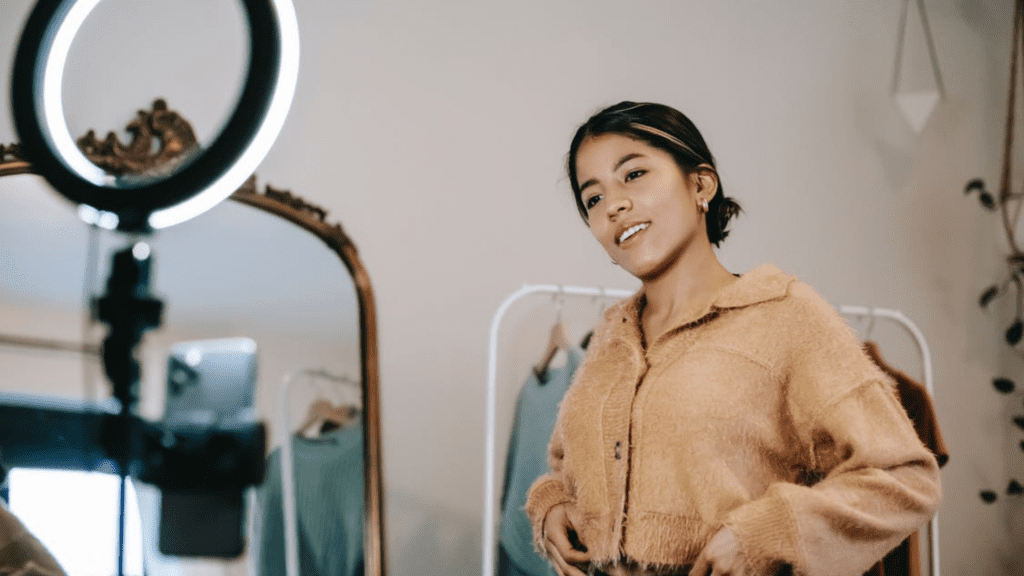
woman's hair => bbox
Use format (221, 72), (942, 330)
(567, 101), (741, 247)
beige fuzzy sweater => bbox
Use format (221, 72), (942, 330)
(525, 264), (941, 576)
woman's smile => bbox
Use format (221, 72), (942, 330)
(617, 222), (650, 245)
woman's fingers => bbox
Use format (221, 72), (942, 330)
(689, 554), (711, 576)
(688, 526), (746, 576)
(545, 539), (588, 576)
(548, 527), (590, 564)
(543, 504), (590, 575)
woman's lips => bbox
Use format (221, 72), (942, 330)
(617, 222), (649, 245)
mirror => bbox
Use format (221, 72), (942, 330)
(0, 104), (384, 576)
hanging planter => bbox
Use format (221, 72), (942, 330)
(968, 0), (1024, 347)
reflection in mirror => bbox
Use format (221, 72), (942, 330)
(142, 195), (363, 574)
(0, 164), (382, 574)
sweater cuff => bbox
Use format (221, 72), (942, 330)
(525, 476), (572, 557)
(723, 490), (801, 573)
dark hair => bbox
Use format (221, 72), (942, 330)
(567, 101), (741, 247)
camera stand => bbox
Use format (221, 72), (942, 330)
(94, 242), (163, 576)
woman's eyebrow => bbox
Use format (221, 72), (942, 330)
(579, 153), (646, 194)
(614, 153), (644, 171)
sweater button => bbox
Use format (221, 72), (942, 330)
(614, 441), (622, 460)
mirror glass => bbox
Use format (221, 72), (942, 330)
(60, 0), (248, 184)
(0, 173), (365, 575)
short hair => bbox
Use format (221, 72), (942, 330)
(567, 101), (741, 247)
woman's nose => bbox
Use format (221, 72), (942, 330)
(605, 195), (631, 218)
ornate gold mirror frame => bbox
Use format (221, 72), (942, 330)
(0, 100), (385, 576)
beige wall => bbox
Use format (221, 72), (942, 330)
(2, 1), (1022, 575)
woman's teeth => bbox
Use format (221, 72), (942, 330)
(618, 223), (649, 244)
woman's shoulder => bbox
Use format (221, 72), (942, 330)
(738, 264), (850, 332)
(741, 264), (832, 306)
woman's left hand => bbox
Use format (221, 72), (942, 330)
(688, 526), (747, 576)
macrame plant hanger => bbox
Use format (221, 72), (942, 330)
(1000, 0), (1024, 256)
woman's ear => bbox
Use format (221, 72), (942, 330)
(692, 164), (718, 201)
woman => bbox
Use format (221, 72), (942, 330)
(525, 102), (941, 576)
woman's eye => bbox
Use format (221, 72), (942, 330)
(625, 169), (645, 182)
(585, 195), (602, 210)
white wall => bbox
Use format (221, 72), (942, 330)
(1, 1), (1022, 575)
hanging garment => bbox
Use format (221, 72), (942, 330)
(862, 340), (949, 576)
(255, 421), (364, 576)
(499, 349), (581, 576)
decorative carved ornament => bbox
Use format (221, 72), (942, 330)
(76, 98), (199, 176)
(0, 142), (31, 177)
(1, 98), (353, 254)
(234, 175), (327, 222)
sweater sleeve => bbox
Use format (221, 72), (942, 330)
(723, 285), (941, 576)
(524, 411), (575, 558)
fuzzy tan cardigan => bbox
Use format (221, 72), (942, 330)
(525, 265), (941, 576)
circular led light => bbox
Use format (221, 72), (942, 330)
(11, 0), (300, 232)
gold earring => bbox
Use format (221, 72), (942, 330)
(700, 199), (709, 214)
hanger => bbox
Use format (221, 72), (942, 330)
(580, 287), (609, 350)
(293, 370), (361, 436)
(863, 307), (877, 342)
(534, 288), (570, 384)
(297, 398), (357, 436)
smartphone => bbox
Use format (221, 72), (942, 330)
(164, 337), (258, 427)
(158, 337), (258, 558)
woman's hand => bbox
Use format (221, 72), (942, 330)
(542, 503), (590, 576)
(689, 526), (747, 576)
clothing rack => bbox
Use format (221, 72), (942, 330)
(483, 284), (634, 576)
(277, 368), (361, 576)
(838, 305), (939, 576)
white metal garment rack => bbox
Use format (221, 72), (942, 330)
(838, 305), (939, 576)
(483, 284), (634, 576)
(483, 287), (941, 576)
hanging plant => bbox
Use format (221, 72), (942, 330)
(973, 0), (1024, 506)
(968, 0), (1024, 346)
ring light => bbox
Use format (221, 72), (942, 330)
(11, 0), (300, 232)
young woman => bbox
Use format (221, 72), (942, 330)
(525, 102), (941, 576)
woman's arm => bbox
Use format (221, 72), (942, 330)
(526, 417), (590, 575)
(723, 379), (940, 575)
(720, 285), (942, 575)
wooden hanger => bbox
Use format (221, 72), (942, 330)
(534, 317), (570, 384)
(297, 398), (357, 436)
(580, 290), (609, 350)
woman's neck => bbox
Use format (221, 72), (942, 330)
(639, 241), (735, 344)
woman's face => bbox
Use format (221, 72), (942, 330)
(575, 133), (710, 281)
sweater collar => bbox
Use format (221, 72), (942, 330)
(607, 263), (794, 332)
